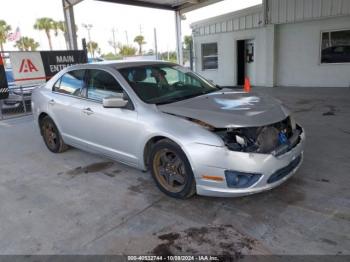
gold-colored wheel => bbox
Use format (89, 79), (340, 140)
(152, 148), (187, 193)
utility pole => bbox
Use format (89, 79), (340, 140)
(82, 23), (93, 58)
(125, 30), (129, 45)
(154, 28), (158, 60)
(167, 44), (170, 61)
(111, 27), (117, 56)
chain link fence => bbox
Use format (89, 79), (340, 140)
(0, 87), (34, 120)
(0, 51), (36, 120)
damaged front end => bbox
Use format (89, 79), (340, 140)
(214, 117), (302, 157)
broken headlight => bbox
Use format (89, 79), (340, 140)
(215, 117), (294, 154)
(289, 115), (297, 130)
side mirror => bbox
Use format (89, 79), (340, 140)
(103, 96), (128, 108)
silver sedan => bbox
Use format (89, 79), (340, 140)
(32, 61), (305, 198)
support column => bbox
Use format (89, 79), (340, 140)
(175, 10), (183, 65)
(265, 24), (276, 87)
(63, 0), (78, 50)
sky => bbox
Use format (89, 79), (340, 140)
(2, 0), (262, 54)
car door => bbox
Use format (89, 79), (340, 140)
(75, 68), (140, 165)
(49, 69), (90, 149)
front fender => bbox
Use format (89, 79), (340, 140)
(137, 111), (225, 169)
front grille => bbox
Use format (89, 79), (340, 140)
(267, 155), (302, 184)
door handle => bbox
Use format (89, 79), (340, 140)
(82, 107), (94, 115)
(48, 99), (55, 105)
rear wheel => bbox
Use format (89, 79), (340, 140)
(150, 139), (196, 199)
(40, 116), (68, 153)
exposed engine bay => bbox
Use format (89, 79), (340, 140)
(214, 117), (301, 156)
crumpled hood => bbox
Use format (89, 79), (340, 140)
(158, 90), (290, 128)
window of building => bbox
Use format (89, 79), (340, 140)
(202, 43), (218, 70)
(321, 29), (350, 64)
(53, 70), (85, 96)
(86, 69), (124, 102)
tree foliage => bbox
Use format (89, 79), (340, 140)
(118, 44), (137, 56)
(34, 17), (55, 50)
(0, 20), (11, 52)
(134, 35), (146, 55)
(102, 52), (122, 60)
(159, 51), (177, 62)
(87, 41), (99, 57)
(14, 37), (39, 51)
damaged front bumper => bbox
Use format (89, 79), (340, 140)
(186, 126), (305, 197)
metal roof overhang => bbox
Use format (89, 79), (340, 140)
(95, 0), (223, 14)
(63, 0), (223, 63)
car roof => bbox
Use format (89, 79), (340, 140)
(80, 60), (178, 69)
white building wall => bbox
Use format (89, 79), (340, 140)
(276, 16), (350, 87)
(192, 2), (350, 87)
(194, 27), (275, 86)
(192, 5), (275, 87)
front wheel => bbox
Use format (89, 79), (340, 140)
(150, 139), (196, 199)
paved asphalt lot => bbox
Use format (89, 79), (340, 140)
(0, 87), (349, 255)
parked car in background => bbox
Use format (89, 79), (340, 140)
(2, 69), (37, 110)
(88, 57), (104, 63)
(32, 61), (305, 199)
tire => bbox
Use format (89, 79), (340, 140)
(40, 116), (68, 153)
(150, 139), (196, 199)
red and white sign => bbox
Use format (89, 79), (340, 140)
(10, 52), (46, 85)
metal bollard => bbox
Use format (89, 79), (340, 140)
(21, 87), (27, 113)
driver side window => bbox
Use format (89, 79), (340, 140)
(86, 69), (123, 102)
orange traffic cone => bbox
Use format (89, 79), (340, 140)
(244, 76), (251, 92)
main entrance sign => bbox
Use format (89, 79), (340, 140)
(9, 50), (87, 86)
(40, 50), (87, 78)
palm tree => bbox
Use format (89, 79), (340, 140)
(87, 41), (99, 57)
(54, 21), (68, 49)
(0, 20), (11, 53)
(134, 35), (146, 55)
(53, 21), (78, 50)
(14, 37), (40, 51)
(34, 17), (55, 50)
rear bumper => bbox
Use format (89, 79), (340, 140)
(186, 127), (305, 197)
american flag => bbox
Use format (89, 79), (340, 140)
(7, 27), (21, 42)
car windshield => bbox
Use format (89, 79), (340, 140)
(119, 64), (220, 105)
